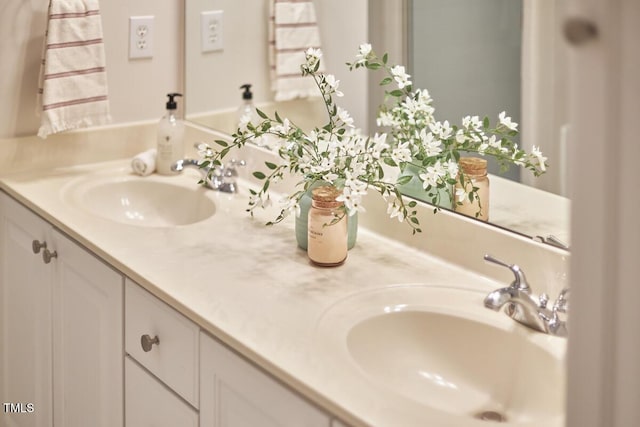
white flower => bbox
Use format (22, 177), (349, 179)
(336, 107), (354, 127)
(390, 65), (412, 89)
(462, 115), (482, 132)
(197, 142), (213, 157)
(455, 187), (467, 203)
(336, 187), (366, 216)
(429, 120), (453, 140)
(455, 129), (467, 144)
(273, 118), (291, 134)
(355, 43), (372, 64)
(418, 129), (443, 157)
(498, 111), (518, 132)
(531, 145), (547, 172)
(377, 111), (399, 127)
(419, 161), (446, 189)
(511, 145), (525, 166)
(445, 160), (459, 180)
(391, 141), (412, 164)
(323, 74), (344, 97)
(386, 201), (406, 222)
(305, 48), (323, 69)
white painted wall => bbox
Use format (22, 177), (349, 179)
(185, 0), (369, 131)
(1, 0), (184, 138)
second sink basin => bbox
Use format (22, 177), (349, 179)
(62, 169), (216, 227)
(316, 285), (566, 426)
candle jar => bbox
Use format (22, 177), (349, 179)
(307, 186), (348, 266)
(454, 157), (490, 221)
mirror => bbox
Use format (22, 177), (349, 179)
(184, 0), (570, 248)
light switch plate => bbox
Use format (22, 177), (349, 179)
(129, 16), (154, 59)
(201, 10), (224, 52)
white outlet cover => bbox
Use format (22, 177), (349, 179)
(129, 16), (154, 59)
(201, 10), (224, 52)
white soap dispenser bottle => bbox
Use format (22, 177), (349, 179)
(156, 92), (185, 175)
(237, 84), (258, 128)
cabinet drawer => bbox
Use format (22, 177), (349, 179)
(125, 357), (198, 427)
(125, 279), (199, 408)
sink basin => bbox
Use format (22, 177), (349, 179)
(62, 172), (216, 227)
(316, 285), (566, 425)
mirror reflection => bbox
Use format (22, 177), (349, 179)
(184, 0), (570, 247)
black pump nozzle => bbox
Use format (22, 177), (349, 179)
(165, 92), (183, 110)
(239, 84), (253, 100)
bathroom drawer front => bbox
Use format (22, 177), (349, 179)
(125, 279), (199, 408)
(125, 356), (198, 427)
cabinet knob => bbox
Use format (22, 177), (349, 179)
(32, 240), (47, 254)
(141, 334), (160, 352)
(42, 249), (57, 264)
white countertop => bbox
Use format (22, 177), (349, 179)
(0, 157), (563, 427)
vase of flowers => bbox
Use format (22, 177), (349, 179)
(196, 45), (547, 241)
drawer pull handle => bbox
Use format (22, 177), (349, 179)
(141, 334), (160, 352)
(32, 240), (47, 254)
(42, 249), (57, 264)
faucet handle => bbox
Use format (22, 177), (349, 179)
(223, 159), (246, 177)
(553, 288), (570, 313)
(483, 254), (530, 292)
(539, 293), (550, 309)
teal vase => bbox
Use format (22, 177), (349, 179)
(397, 163), (453, 210)
(295, 183), (358, 250)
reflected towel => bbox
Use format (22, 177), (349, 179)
(131, 149), (157, 176)
(37, 0), (111, 139)
(269, 0), (324, 101)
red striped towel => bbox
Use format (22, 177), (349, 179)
(37, 0), (111, 139)
(269, 0), (324, 101)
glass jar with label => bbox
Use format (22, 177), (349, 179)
(454, 157), (490, 221)
(307, 186), (348, 266)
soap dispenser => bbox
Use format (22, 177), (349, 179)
(237, 84), (258, 128)
(156, 93), (185, 175)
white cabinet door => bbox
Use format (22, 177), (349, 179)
(0, 193), (124, 427)
(125, 357), (198, 427)
(51, 229), (123, 427)
(0, 192), (53, 427)
(200, 332), (329, 427)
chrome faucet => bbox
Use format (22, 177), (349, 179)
(171, 158), (245, 193)
(483, 254), (569, 337)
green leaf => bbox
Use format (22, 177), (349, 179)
(383, 157), (398, 167)
(396, 175), (412, 185)
(265, 161), (277, 170)
(253, 171), (266, 180)
(214, 139), (228, 147)
(366, 62), (382, 70)
(408, 201), (417, 208)
(382, 53), (388, 64)
(256, 108), (269, 120)
(275, 111), (283, 124)
(483, 116), (490, 129)
(389, 89), (404, 97)
(380, 77), (393, 86)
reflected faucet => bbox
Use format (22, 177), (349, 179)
(171, 158), (245, 193)
(483, 254), (569, 337)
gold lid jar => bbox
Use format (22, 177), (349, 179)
(307, 186), (348, 266)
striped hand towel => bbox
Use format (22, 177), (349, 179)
(269, 0), (324, 101)
(37, 0), (111, 139)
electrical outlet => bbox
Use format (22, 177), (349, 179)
(129, 16), (154, 59)
(201, 10), (224, 52)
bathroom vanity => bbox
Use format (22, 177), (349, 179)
(0, 124), (568, 427)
